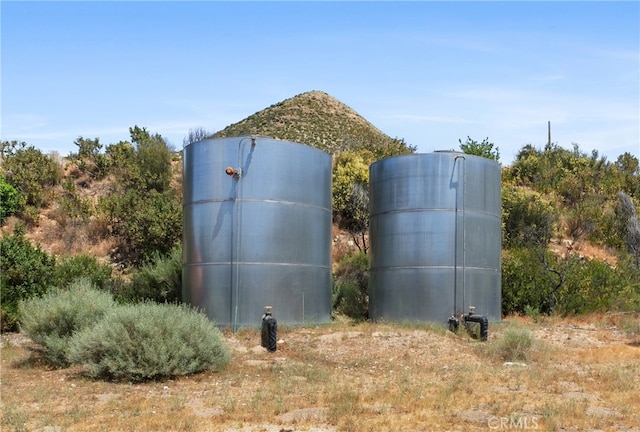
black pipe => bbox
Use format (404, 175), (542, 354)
(448, 316), (459, 334)
(463, 313), (488, 341)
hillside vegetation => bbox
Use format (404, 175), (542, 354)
(1, 91), (639, 332)
(213, 90), (413, 155)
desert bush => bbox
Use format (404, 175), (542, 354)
(0, 224), (57, 331)
(18, 278), (116, 367)
(67, 302), (230, 382)
(53, 254), (113, 290)
(332, 252), (369, 321)
(502, 186), (557, 248)
(67, 136), (109, 180)
(119, 245), (182, 303)
(559, 254), (640, 314)
(100, 188), (182, 266)
(57, 176), (92, 222)
(333, 281), (367, 321)
(1, 140), (62, 208)
(501, 248), (553, 315)
(0, 173), (24, 224)
(620, 314), (640, 341)
(488, 327), (535, 362)
(503, 247), (640, 316)
(130, 126), (173, 193)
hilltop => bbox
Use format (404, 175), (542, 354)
(213, 90), (412, 154)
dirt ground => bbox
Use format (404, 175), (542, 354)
(1, 314), (639, 432)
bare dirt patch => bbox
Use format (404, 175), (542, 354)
(1, 315), (639, 431)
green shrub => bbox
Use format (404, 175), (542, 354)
(333, 281), (368, 321)
(501, 247), (552, 315)
(0, 173), (24, 224)
(67, 302), (230, 382)
(502, 186), (557, 248)
(0, 224), (56, 331)
(558, 254), (640, 314)
(489, 327), (535, 362)
(99, 188), (182, 266)
(53, 254), (113, 290)
(332, 252), (369, 321)
(18, 278), (116, 367)
(1, 140), (62, 208)
(119, 245), (182, 303)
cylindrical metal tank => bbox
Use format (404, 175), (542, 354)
(368, 151), (501, 323)
(182, 136), (332, 329)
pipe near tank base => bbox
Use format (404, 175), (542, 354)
(462, 307), (488, 341)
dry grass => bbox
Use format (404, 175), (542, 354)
(1, 314), (639, 432)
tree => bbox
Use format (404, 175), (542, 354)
(100, 187), (182, 267)
(502, 185), (557, 248)
(0, 223), (57, 330)
(68, 137), (108, 179)
(130, 126), (173, 193)
(615, 152), (640, 198)
(0, 140), (62, 208)
(459, 136), (500, 162)
(0, 173), (23, 224)
(332, 251), (369, 320)
(98, 127), (181, 267)
(332, 150), (373, 253)
(183, 127), (213, 146)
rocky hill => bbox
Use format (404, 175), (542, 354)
(213, 90), (412, 154)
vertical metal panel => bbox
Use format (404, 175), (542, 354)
(183, 137), (332, 328)
(369, 152), (501, 323)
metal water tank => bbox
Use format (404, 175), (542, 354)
(182, 136), (332, 329)
(368, 151), (501, 323)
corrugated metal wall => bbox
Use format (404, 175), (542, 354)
(182, 137), (332, 329)
(369, 151), (502, 323)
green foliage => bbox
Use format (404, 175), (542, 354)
(332, 150), (372, 215)
(0, 172), (24, 224)
(67, 137), (109, 180)
(214, 91), (416, 156)
(53, 254), (113, 290)
(100, 188), (182, 266)
(119, 245), (182, 303)
(559, 255), (640, 314)
(0, 224), (56, 331)
(58, 176), (92, 221)
(506, 143), (612, 194)
(459, 136), (500, 162)
(98, 127), (181, 267)
(501, 248), (552, 315)
(502, 247), (640, 316)
(503, 142), (638, 247)
(67, 302), (230, 382)
(104, 140), (139, 187)
(129, 126), (173, 193)
(0, 140), (62, 208)
(615, 152), (640, 198)
(18, 278), (116, 367)
(502, 185), (557, 248)
(332, 150), (374, 252)
(332, 252), (369, 321)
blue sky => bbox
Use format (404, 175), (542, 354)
(2, 1), (638, 165)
